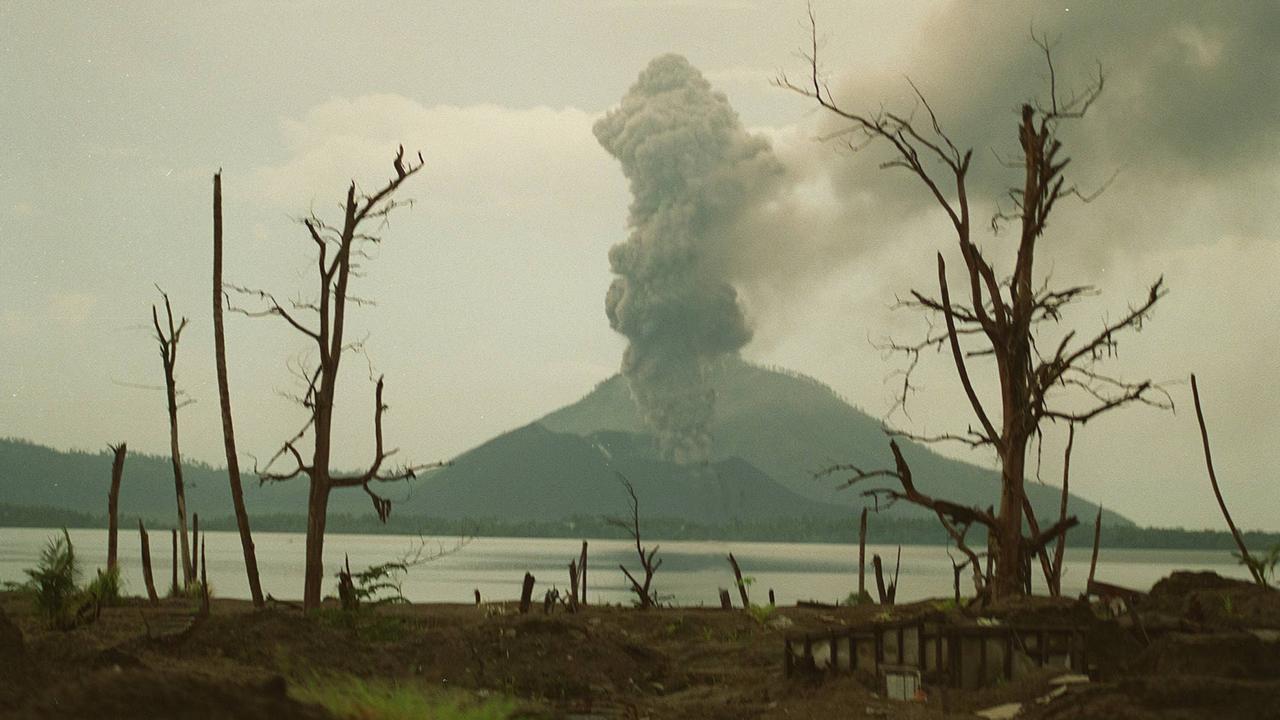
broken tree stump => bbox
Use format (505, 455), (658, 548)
(519, 572), (535, 614)
(568, 560), (579, 612)
(190, 512), (199, 584)
(858, 507), (868, 600)
(170, 528), (179, 596)
(138, 520), (159, 604)
(768, 589), (776, 606)
(873, 554), (888, 604)
(719, 588), (732, 610)
(728, 553), (750, 608)
(579, 541), (588, 607)
(474, 589), (481, 606)
(107, 443), (127, 572)
(199, 538), (210, 617)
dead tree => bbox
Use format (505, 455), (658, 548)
(606, 474), (661, 609)
(138, 520), (159, 604)
(190, 512), (199, 575)
(858, 507), (868, 601)
(784, 20), (1168, 598)
(212, 172), (264, 608)
(1086, 505), (1103, 588)
(106, 443), (127, 572)
(727, 553), (750, 608)
(231, 147), (442, 610)
(578, 541), (588, 607)
(519, 572), (535, 614)
(169, 528), (179, 596)
(152, 289), (194, 587)
(1048, 424), (1076, 595)
(1192, 374), (1267, 587)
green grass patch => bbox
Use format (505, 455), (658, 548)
(293, 674), (517, 720)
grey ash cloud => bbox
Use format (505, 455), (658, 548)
(595, 54), (785, 464)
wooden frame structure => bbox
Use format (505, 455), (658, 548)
(784, 617), (1086, 689)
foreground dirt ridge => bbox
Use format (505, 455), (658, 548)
(3, 572), (1279, 719)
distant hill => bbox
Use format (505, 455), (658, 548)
(0, 437), (361, 522)
(383, 424), (848, 522)
(540, 359), (1132, 526)
(0, 360), (1132, 530)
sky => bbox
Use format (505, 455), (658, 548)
(1, 1), (1276, 531)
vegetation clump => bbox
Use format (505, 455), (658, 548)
(10, 529), (123, 629)
(293, 674), (516, 720)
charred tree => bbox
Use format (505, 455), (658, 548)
(231, 147), (442, 610)
(106, 443), (127, 572)
(169, 528), (178, 596)
(152, 290), (194, 587)
(606, 474), (662, 609)
(1048, 424), (1076, 595)
(1192, 374), (1267, 587)
(212, 172), (264, 608)
(786, 21), (1168, 598)
(728, 553), (749, 608)
(138, 520), (159, 604)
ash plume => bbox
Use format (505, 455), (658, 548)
(595, 54), (784, 464)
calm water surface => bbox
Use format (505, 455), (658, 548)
(0, 527), (1253, 605)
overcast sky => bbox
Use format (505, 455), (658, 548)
(2, 1), (1276, 531)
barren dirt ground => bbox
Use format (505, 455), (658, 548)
(2, 572), (1279, 719)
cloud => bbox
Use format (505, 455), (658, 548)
(249, 95), (616, 222)
(48, 293), (98, 324)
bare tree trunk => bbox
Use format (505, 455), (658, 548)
(1049, 425), (1076, 596)
(568, 560), (579, 611)
(153, 293), (194, 587)
(1192, 374), (1264, 585)
(1087, 506), (1103, 588)
(858, 507), (867, 600)
(579, 541), (588, 607)
(139, 520), (158, 604)
(170, 528), (179, 596)
(106, 444), (127, 572)
(199, 538), (210, 617)
(168, 395), (192, 587)
(212, 172), (264, 608)
(190, 512), (199, 576)
(519, 572), (535, 614)
(873, 554), (888, 604)
(302, 479), (331, 608)
(993, 440), (1029, 599)
(728, 553), (749, 608)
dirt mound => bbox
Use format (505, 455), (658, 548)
(7, 668), (334, 720)
(0, 605), (24, 663)
(0, 605), (36, 708)
(978, 595), (1095, 627)
(1130, 632), (1280, 680)
(1025, 676), (1280, 720)
(173, 605), (669, 702)
(1145, 571), (1280, 630)
(1150, 571), (1255, 598)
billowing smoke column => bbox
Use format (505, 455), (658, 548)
(595, 54), (783, 464)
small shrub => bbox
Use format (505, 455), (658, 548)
(747, 603), (776, 625)
(843, 590), (874, 606)
(24, 529), (81, 629)
(1235, 543), (1280, 589)
(86, 566), (124, 607)
(335, 557), (412, 611)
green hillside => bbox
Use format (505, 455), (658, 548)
(541, 359), (1132, 526)
(1, 360), (1131, 530)
(386, 424), (848, 522)
(0, 437), (368, 522)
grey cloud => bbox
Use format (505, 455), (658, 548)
(596, 54), (784, 464)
